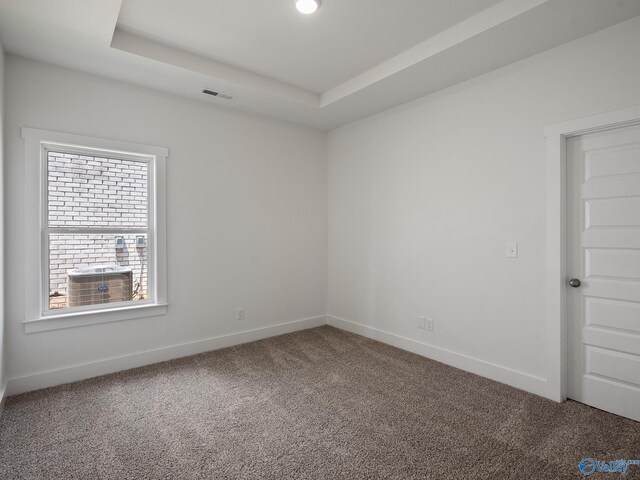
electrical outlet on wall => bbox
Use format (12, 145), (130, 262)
(418, 315), (434, 332)
(236, 308), (245, 321)
(425, 317), (434, 332)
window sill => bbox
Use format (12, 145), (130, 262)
(23, 303), (169, 333)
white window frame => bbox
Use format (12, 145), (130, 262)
(22, 127), (168, 333)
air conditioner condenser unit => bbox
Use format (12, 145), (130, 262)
(67, 265), (133, 307)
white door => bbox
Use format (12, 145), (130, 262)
(567, 123), (640, 422)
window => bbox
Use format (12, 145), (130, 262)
(22, 128), (168, 333)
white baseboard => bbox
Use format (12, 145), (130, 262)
(0, 382), (7, 419)
(6, 315), (326, 396)
(5, 314), (549, 400)
(327, 315), (547, 398)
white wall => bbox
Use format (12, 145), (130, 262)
(327, 17), (640, 395)
(5, 16), (640, 400)
(4, 56), (327, 390)
(0, 40), (5, 400)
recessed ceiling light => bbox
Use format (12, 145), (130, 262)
(295, 0), (319, 14)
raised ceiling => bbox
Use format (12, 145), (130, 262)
(1, 0), (639, 129)
(116, 0), (502, 93)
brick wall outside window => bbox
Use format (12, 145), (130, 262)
(47, 152), (148, 308)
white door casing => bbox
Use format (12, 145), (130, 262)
(545, 104), (640, 405)
(566, 123), (640, 421)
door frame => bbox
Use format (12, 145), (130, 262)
(544, 104), (640, 402)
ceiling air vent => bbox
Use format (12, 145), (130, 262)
(202, 89), (233, 100)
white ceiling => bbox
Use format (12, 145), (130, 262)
(116, 0), (502, 93)
(1, 0), (640, 130)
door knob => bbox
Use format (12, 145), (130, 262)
(569, 278), (581, 288)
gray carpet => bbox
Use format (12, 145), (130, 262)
(0, 326), (638, 479)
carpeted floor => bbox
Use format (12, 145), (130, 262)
(0, 326), (638, 479)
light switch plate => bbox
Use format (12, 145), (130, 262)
(506, 242), (518, 258)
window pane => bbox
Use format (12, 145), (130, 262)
(49, 234), (148, 310)
(47, 151), (148, 229)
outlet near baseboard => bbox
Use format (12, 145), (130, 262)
(418, 315), (434, 332)
(425, 317), (434, 332)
